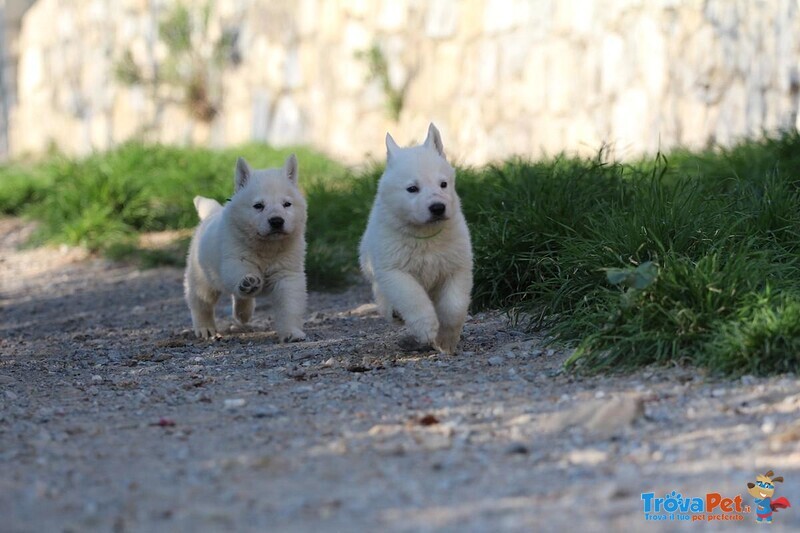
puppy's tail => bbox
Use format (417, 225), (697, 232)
(193, 196), (223, 221)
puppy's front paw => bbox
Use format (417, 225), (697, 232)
(194, 325), (217, 339)
(403, 317), (438, 349)
(238, 274), (263, 296)
(280, 329), (307, 343)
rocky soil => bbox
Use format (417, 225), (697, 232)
(1, 218), (799, 532)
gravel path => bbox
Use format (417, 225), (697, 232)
(2, 217), (800, 532)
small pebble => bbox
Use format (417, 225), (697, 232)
(224, 398), (247, 409)
(106, 350), (125, 361)
(251, 405), (279, 418)
(91, 375), (103, 383)
(505, 443), (529, 455)
(292, 350), (318, 361)
(488, 356), (504, 366)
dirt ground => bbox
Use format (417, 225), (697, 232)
(1, 217), (800, 532)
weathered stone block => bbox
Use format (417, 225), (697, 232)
(269, 95), (305, 146)
(484, 0), (526, 33)
(522, 43), (547, 112)
(377, 0), (408, 32)
(611, 87), (649, 153)
(545, 40), (576, 114)
(426, 0), (459, 39)
(475, 39), (498, 95)
(250, 89), (272, 142)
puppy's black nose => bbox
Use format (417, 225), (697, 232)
(429, 203), (446, 217)
(268, 217), (285, 229)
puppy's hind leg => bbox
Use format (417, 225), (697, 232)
(232, 296), (255, 326)
(433, 269), (472, 355)
(271, 272), (307, 342)
(376, 269), (439, 348)
(187, 287), (220, 339)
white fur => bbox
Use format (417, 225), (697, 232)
(359, 123), (473, 354)
(184, 154), (308, 341)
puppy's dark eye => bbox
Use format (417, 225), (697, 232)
(283, 201), (292, 208)
(253, 203), (264, 211)
(406, 186), (419, 193)
(440, 181), (448, 189)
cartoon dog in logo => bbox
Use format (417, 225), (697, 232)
(747, 470), (791, 523)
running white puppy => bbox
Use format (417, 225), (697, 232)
(184, 154), (307, 341)
(360, 123), (473, 354)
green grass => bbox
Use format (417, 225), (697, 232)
(2, 132), (800, 375)
(464, 133), (800, 376)
(0, 141), (354, 288)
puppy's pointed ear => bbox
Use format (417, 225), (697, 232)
(284, 153), (298, 184)
(234, 157), (251, 192)
(386, 132), (400, 164)
(772, 476), (784, 483)
(423, 122), (444, 157)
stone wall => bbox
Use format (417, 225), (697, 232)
(1, 0), (36, 158)
(0, 1), (6, 159)
(7, 0), (800, 164)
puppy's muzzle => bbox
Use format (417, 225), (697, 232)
(260, 216), (288, 237)
(428, 202), (447, 221)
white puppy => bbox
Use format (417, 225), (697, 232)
(184, 154), (307, 341)
(359, 123), (473, 354)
